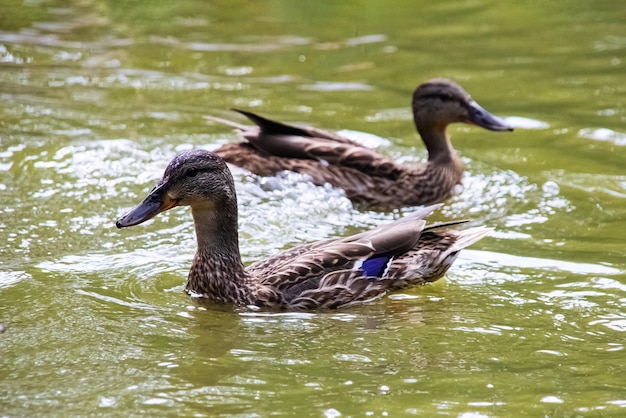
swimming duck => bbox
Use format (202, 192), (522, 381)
(116, 149), (491, 310)
(206, 78), (513, 209)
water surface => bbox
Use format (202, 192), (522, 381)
(1, 0), (625, 416)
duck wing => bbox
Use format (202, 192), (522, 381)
(207, 109), (404, 179)
(249, 205), (449, 309)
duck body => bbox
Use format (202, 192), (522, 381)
(214, 135), (463, 209)
(116, 149), (491, 311)
(208, 79), (513, 209)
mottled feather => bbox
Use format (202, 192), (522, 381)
(207, 79), (513, 209)
(116, 150), (492, 311)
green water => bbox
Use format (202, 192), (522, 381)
(1, 0), (625, 416)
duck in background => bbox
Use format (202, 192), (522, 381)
(206, 78), (513, 210)
(116, 149), (492, 310)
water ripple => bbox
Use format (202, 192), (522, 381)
(149, 34), (312, 52)
(0, 31), (132, 49)
(459, 249), (621, 275)
(0, 270), (30, 288)
(579, 127), (626, 146)
(505, 116), (550, 130)
(299, 81), (375, 91)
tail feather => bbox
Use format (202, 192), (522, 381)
(405, 203), (444, 222)
(423, 219), (469, 231)
(232, 108), (315, 138)
(449, 227), (493, 252)
(203, 114), (249, 131)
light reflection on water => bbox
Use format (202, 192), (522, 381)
(1, 0), (626, 416)
(28, 133), (583, 301)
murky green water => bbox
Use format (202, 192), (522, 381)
(1, 0), (625, 416)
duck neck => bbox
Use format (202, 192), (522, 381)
(186, 203), (252, 304)
(416, 123), (456, 163)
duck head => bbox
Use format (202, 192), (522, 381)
(116, 149), (237, 229)
(413, 78), (513, 132)
(412, 79), (513, 160)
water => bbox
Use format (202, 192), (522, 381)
(1, 0), (625, 416)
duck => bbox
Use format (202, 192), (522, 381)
(206, 78), (513, 210)
(116, 149), (492, 310)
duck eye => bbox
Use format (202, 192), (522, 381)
(186, 169), (199, 178)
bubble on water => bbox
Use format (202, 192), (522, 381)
(541, 396), (564, 404)
(98, 396), (116, 407)
(324, 408), (341, 418)
(542, 181), (560, 196)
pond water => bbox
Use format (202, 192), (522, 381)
(1, 0), (625, 416)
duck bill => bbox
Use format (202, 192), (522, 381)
(116, 184), (178, 228)
(467, 100), (513, 132)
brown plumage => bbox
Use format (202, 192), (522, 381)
(116, 149), (492, 311)
(207, 78), (513, 209)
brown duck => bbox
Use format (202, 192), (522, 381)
(207, 78), (513, 209)
(116, 149), (492, 310)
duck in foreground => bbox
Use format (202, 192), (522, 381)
(116, 149), (492, 310)
(207, 78), (513, 210)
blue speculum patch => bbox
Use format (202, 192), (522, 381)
(361, 255), (391, 278)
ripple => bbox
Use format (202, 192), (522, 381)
(0, 44), (31, 64)
(442, 162), (573, 228)
(324, 408), (342, 418)
(593, 35), (626, 51)
(333, 353), (372, 362)
(84, 136), (581, 297)
(541, 396), (564, 404)
(505, 116), (550, 130)
(0, 270), (30, 288)
(345, 34), (387, 46)
(0, 31), (132, 50)
(579, 128), (626, 146)
(336, 129), (392, 148)
(299, 81), (375, 91)
(459, 249), (621, 275)
(37, 244), (189, 274)
(233, 170), (368, 259)
(536, 349), (567, 356)
(364, 107), (413, 123)
(0, 63), (246, 93)
(150, 34), (311, 52)
(544, 171), (626, 199)
(240, 311), (317, 321)
(590, 318), (626, 332)
(75, 289), (156, 311)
